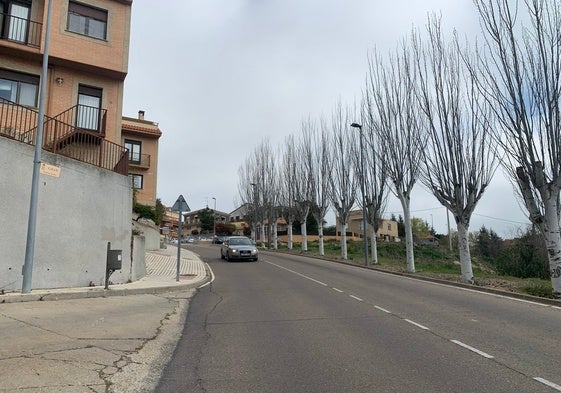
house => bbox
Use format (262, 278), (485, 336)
(338, 210), (399, 241)
(0, 0), (136, 291)
(122, 110), (161, 207)
(183, 208), (230, 236)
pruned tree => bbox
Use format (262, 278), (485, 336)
(311, 118), (332, 256)
(329, 103), (358, 259)
(280, 135), (298, 249)
(473, 0), (561, 295)
(294, 119), (316, 252)
(237, 156), (259, 241)
(253, 140), (278, 249)
(414, 18), (498, 283)
(366, 41), (424, 273)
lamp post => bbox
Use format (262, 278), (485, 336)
(212, 197), (217, 238)
(250, 183), (257, 242)
(351, 122), (369, 267)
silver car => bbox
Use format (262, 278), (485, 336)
(220, 236), (258, 262)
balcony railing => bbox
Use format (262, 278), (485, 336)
(51, 104), (107, 135)
(0, 98), (128, 175)
(129, 152), (150, 168)
(0, 12), (42, 48)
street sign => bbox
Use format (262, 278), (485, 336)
(172, 194), (190, 212)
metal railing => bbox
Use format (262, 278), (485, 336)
(0, 98), (128, 175)
(129, 152), (150, 168)
(0, 12), (42, 48)
(51, 104), (107, 134)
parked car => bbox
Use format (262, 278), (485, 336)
(220, 236), (258, 262)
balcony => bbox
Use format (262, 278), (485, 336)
(51, 104), (107, 135)
(0, 98), (128, 175)
(129, 152), (151, 169)
(0, 12), (42, 48)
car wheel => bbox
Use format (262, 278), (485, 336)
(225, 252), (230, 262)
(254, 257), (258, 262)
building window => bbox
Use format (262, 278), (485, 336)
(1, 1), (31, 43)
(0, 68), (38, 106)
(67, 1), (107, 40)
(124, 139), (141, 164)
(77, 85), (102, 130)
(129, 174), (143, 189)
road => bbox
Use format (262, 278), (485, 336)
(156, 244), (561, 393)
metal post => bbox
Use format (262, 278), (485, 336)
(176, 211), (182, 282)
(351, 123), (369, 267)
(22, 0), (54, 293)
(212, 197), (216, 238)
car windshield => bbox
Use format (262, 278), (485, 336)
(229, 237), (252, 246)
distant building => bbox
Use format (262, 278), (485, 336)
(337, 210), (399, 241)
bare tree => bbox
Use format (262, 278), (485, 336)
(311, 118), (332, 256)
(280, 135), (297, 250)
(237, 157), (259, 240)
(329, 103), (358, 259)
(294, 119), (316, 252)
(473, 0), (561, 296)
(359, 104), (389, 264)
(366, 42), (424, 273)
(415, 18), (498, 283)
(254, 140), (278, 249)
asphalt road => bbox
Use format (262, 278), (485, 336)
(155, 244), (561, 393)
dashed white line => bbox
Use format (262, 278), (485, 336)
(266, 261), (328, 286)
(332, 288), (344, 293)
(350, 295), (363, 301)
(450, 340), (494, 359)
(374, 305), (391, 314)
(404, 319), (430, 330)
(534, 377), (561, 391)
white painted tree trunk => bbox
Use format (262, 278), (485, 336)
(288, 224), (293, 250)
(273, 222), (278, 250)
(341, 223), (348, 259)
(400, 197), (415, 273)
(301, 222), (308, 251)
(370, 225), (378, 264)
(456, 221), (473, 283)
(260, 224), (266, 248)
(541, 199), (561, 296)
(318, 225), (325, 256)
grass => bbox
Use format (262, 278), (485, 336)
(273, 239), (556, 299)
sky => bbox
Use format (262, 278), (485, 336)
(123, 0), (531, 239)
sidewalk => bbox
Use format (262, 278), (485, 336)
(0, 245), (209, 392)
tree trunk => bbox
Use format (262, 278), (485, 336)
(400, 196), (415, 273)
(541, 198), (561, 296)
(318, 225), (325, 256)
(370, 224), (378, 264)
(301, 222), (308, 251)
(287, 224), (293, 250)
(260, 224), (266, 248)
(456, 221), (474, 284)
(273, 222), (278, 250)
(341, 223), (348, 259)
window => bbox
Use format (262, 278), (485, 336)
(67, 1), (107, 40)
(0, 69), (38, 106)
(0, 1), (31, 43)
(77, 85), (101, 130)
(129, 174), (143, 189)
(124, 139), (141, 164)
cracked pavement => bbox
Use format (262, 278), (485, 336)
(0, 290), (196, 392)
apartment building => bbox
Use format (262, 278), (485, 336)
(122, 110), (161, 206)
(0, 0), (132, 173)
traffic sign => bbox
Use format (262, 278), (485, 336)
(172, 194), (190, 212)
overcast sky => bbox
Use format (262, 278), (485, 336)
(123, 0), (530, 238)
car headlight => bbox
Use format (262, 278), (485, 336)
(251, 248), (257, 254)
(231, 248), (238, 254)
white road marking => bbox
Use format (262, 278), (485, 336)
(266, 261), (328, 286)
(198, 263), (215, 289)
(404, 319), (430, 330)
(552, 306), (561, 311)
(450, 340), (494, 359)
(350, 295), (363, 301)
(534, 377), (561, 392)
(374, 305), (391, 314)
(332, 288), (344, 293)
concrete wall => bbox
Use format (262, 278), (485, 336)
(0, 137), (132, 291)
(132, 219), (161, 251)
(131, 235), (146, 281)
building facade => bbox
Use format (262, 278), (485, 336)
(338, 210), (399, 241)
(122, 110), (161, 206)
(0, 0), (132, 173)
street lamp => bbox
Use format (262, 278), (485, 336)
(351, 122), (369, 267)
(212, 197), (217, 238)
